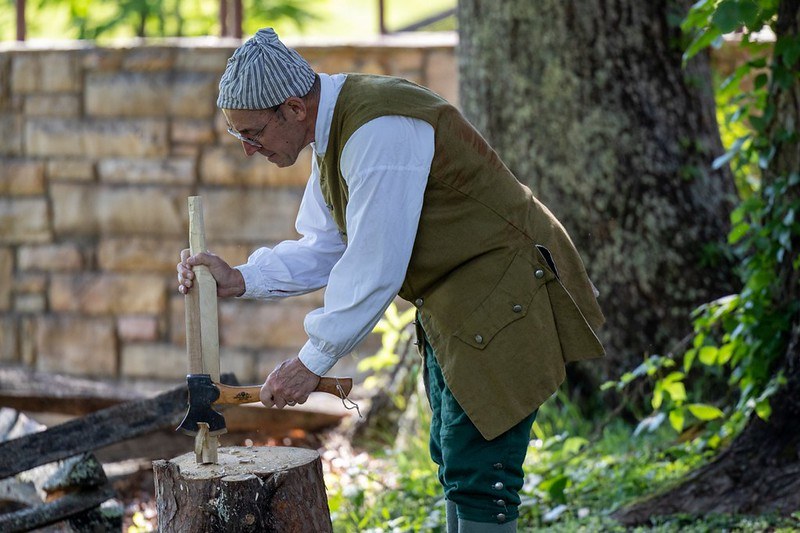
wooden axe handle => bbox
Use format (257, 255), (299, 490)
(215, 377), (354, 405)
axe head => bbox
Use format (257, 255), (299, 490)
(177, 374), (228, 436)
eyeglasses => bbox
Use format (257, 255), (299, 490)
(226, 104), (282, 149)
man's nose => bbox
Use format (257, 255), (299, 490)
(243, 142), (260, 157)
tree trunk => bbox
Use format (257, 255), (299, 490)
(153, 446), (332, 532)
(458, 1), (737, 378)
(615, 0), (800, 522)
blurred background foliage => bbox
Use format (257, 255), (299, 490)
(0, 0), (456, 41)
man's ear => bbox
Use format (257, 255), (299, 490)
(283, 97), (307, 122)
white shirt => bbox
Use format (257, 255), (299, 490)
(235, 73), (435, 375)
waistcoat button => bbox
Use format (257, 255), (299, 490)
(474, 334), (483, 344)
(496, 513), (506, 523)
(493, 463), (503, 470)
(496, 499), (505, 506)
(415, 298), (424, 307)
(493, 481), (504, 490)
(534, 269), (545, 279)
(512, 304), (523, 313)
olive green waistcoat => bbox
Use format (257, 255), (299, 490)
(319, 75), (605, 440)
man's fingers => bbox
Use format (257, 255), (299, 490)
(272, 397), (287, 409)
(176, 249), (196, 295)
(259, 382), (275, 408)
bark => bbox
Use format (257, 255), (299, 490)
(153, 446), (332, 532)
(458, 0), (737, 378)
(615, 0), (800, 521)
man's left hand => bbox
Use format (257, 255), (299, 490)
(260, 357), (321, 409)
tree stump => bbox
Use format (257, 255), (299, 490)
(152, 446), (332, 533)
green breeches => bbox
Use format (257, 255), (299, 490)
(424, 339), (536, 524)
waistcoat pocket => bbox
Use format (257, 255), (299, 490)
(454, 251), (555, 350)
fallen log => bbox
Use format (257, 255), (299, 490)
(0, 449), (120, 532)
(0, 485), (116, 533)
(153, 446), (332, 532)
(0, 386), (187, 480)
(0, 367), (141, 416)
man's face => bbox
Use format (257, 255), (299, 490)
(223, 102), (309, 167)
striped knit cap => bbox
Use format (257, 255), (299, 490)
(217, 28), (316, 110)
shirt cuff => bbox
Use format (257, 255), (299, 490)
(234, 264), (276, 299)
(298, 340), (338, 376)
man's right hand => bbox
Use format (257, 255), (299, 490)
(177, 249), (246, 298)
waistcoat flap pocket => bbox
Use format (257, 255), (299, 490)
(454, 251), (555, 350)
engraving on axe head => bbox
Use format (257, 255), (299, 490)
(177, 374), (228, 436)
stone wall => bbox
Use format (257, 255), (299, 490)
(0, 34), (458, 384)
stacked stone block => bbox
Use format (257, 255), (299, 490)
(0, 34), (458, 384)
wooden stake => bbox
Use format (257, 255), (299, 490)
(185, 196), (221, 464)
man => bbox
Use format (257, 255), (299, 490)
(177, 28), (605, 532)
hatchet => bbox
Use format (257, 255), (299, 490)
(177, 373), (354, 436)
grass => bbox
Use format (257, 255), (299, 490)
(322, 384), (800, 532)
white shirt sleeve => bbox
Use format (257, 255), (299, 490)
(235, 155), (346, 299)
(298, 116), (435, 375)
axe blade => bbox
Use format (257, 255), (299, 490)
(177, 374), (228, 436)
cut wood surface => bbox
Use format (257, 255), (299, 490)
(153, 446), (332, 532)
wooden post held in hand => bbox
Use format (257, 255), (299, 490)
(185, 196), (221, 464)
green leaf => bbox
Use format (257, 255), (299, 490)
(687, 403), (724, 420)
(683, 348), (697, 373)
(785, 40), (800, 67)
(717, 343), (735, 365)
(754, 73), (768, 90)
(684, 27), (723, 62)
(698, 345), (719, 365)
(540, 475), (569, 504)
(669, 408), (685, 432)
(728, 222), (751, 244)
(755, 399), (772, 420)
(531, 421), (545, 440)
(711, 0), (743, 33)
(652, 382), (664, 409)
(600, 380), (617, 391)
(562, 437), (589, 455)
(665, 381), (687, 403)
(749, 113), (767, 132)
(738, 0), (761, 30)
